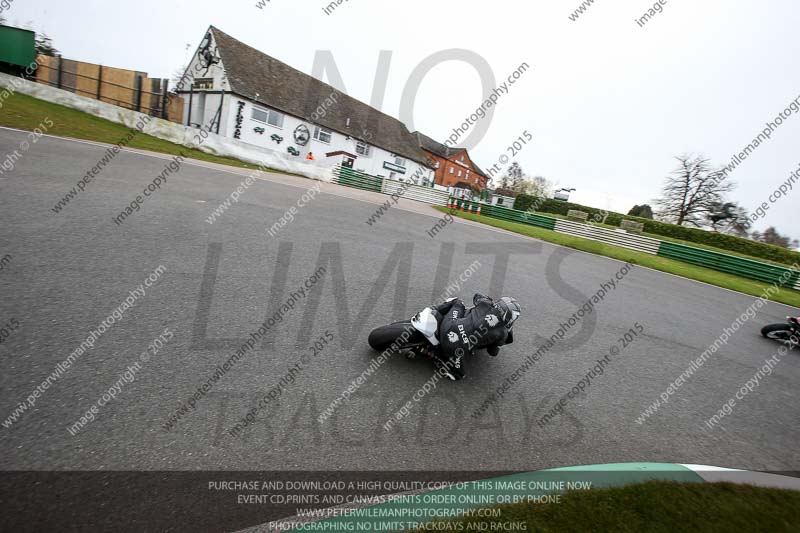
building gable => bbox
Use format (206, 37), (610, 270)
(205, 26), (432, 167)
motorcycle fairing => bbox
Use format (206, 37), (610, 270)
(411, 307), (440, 346)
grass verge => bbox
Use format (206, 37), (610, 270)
(412, 481), (800, 532)
(543, 211), (795, 267)
(436, 207), (800, 307)
(0, 92), (284, 173)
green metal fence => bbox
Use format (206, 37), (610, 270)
(332, 166), (383, 193)
(473, 201), (798, 290)
(657, 241), (800, 287)
(462, 201), (556, 230)
(326, 168), (799, 291)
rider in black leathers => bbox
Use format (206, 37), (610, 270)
(431, 294), (521, 380)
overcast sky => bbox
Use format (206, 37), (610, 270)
(6, 0), (799, 239)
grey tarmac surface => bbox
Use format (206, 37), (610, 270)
(0, 128), (798, 472)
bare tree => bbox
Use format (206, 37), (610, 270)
(654, 154), (734, 226)
(518, 175), (554, 197)
(501, 162), (525, 192)
(751, 227), (799, 250)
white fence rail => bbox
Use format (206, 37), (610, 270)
(381, 179), (449, 206)
(554, 219), (662, 254)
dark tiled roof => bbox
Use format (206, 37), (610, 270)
(472, 162), (488, 179)
(414, 131), (488, 179)
(414, 131), (461, 159)
(209, 26), (431, 166)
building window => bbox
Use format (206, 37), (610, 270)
(252, 106), (284, 128)
(394, 157), (406, 168)
(450, 167), (454, 174)
(313, 126), (333, 144)
(193, 78), (214, 90)
(355, 141), (371, 157)
(466, 170), (470, 176)
(458, 170), (462, 177)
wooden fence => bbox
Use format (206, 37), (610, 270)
(34, 55), (183, 123)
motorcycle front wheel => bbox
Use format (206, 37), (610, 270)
(761, 323), (799, 345)
(368, 321), (426, 352)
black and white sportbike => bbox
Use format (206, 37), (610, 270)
(367, 295), (520, 381)
(761, 316), (800, 347)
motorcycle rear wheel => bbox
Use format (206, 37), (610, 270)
(761, 323), (799, 345)
(368, 321), (425, 352)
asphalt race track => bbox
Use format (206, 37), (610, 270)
(1, 128), (799, 473)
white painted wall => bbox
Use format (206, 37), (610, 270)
(222, 98), (435, 185)
(178, 34), (435, 187)
(0, 72), (337, 183)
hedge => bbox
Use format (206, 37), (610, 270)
(511, 193), (800, 266)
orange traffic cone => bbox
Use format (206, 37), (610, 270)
(477, 204), (482, 216)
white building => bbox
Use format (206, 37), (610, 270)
(177, 26), (435, 184)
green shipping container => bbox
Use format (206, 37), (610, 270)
(0, 24), (36, 68)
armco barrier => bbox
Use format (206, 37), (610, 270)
(331, 166), (383, 193)
(471, 201), (799, 290)
(657, 241), (799, 286)
(382, 179), (449, 206)
(555, 219), (661, 254)
(477, 203), (556, 230)
(332, 166), (449, 206)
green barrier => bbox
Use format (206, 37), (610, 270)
(334, 167), (383, 193)
(658, 241), (798, 286)
(475, 202), (557, 231)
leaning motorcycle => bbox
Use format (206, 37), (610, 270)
(367, 306), (459, 380)
(761, 316), (800, 346)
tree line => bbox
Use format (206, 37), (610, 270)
(490, 156), (797, 250)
